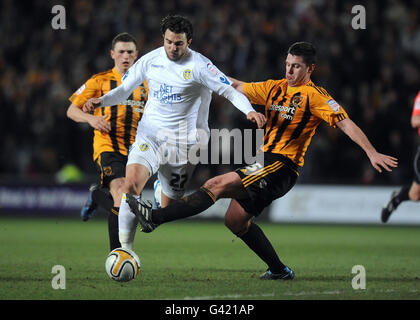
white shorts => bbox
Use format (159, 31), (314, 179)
(127, 134), (197, 200)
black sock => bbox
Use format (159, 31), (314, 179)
(239, 222), (285, 274)
(108, 207), (121, 250)
(393, 185), (410, 207)
(92, 187), (114, 212)
(152, 187), (216, 225)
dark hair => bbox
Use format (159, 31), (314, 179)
(287, 42), (317, 65)
(111, 32), (138, 50)
(160, 15), (193, 41)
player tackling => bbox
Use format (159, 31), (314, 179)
(130, 42), (398, 280)
(83, 15), (266, 251)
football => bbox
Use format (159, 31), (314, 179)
(105, 248), (141, 282)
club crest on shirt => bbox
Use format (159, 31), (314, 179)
(183, 69), (192, 80)
(103, 166), (113, 176)
(139, 143), (149, 151)
(290, 94), (303, 108)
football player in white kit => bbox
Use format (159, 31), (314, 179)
(84, 15), (266, 250)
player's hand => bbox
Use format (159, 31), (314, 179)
(87, 115), (111, 133)
(368, 152), (398, 173)
(247, 111), (266, 129)
(83, 98), (102, 113)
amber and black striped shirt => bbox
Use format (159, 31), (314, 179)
(69, 67), (148, 161)
(243, 79), (348, 167)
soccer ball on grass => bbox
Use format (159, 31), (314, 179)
(105, 248), (141, 282)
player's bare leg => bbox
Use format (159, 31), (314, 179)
(408, 181), (420, 201)
(382, 181), (420, 223)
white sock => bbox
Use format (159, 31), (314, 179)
(118, 193), (139, 250)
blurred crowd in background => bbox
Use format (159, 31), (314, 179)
(1, 0), (419, 187)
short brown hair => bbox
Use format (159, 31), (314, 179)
(287, 42), (317, 65)
(111, 32), (138, 50)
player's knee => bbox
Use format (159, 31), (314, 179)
(203, 176), (223, 190)
(203, 173), (240, 199)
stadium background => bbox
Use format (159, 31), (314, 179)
(1, 0), (420, 303)
(0, 0), (419, 218)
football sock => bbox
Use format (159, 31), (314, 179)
(393, 185), (410, 207)
(118, 193), (138, 250)
(92, 187), (114, 212)
(238, 222), (286, 274)
(108, 207), (121, 251)
(151, 187), (216, 225)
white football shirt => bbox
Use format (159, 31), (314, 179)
(100, 46), (254, 145)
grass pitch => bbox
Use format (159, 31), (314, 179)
(0, 217), (419, 300)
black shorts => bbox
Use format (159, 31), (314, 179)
(414, 145), (420, 184)
(94, 152), (127, 187)
(235, 153), (299, 216)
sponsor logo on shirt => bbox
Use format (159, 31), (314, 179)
(206, 62), (219, 76)
(153, 84), (182, 104)
(119, 99), (145, 112)
(219, 75), (230, 85)
(269, 104), (296, 121)
(327, 99), (341, 113)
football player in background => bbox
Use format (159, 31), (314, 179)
(67, 32), (148, 250)
(131, 42), (398, 280)
(381, 91), (420, 222)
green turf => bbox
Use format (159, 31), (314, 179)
(0, 217), (419, 300)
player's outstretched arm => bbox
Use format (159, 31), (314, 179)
(227, 76), (265, 128)
(336, 118), (398, 173)
(83, 60), (143, 112)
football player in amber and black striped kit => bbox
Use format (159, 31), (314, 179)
(381, 91), (420, 223)
(129, 42), (398, 280)
(67, 33), (148, 250)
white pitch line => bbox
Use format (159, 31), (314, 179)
(178, 291), (341, 300)
(164, 293), (275, 300)
(167, 288), (419, 300)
